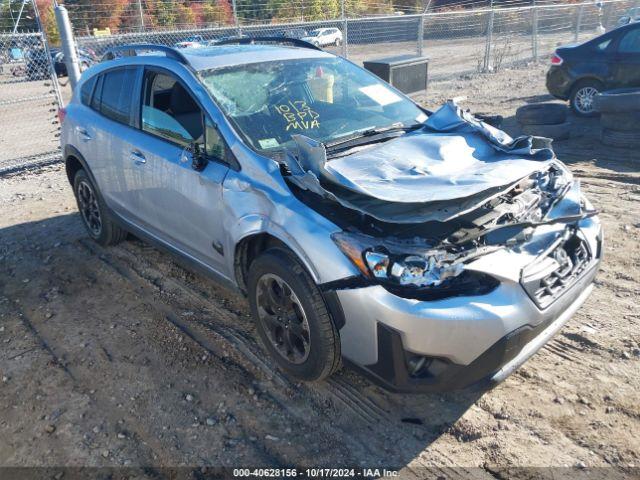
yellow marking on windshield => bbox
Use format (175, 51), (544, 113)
(275, 101), (320, 131)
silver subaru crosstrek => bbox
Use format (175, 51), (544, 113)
(60, 40), (602, 392)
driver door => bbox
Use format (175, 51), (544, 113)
(125, 68), (232, 275)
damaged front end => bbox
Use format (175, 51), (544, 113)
(281, 102), (598, 303)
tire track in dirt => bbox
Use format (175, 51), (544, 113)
(3, 297), (180, 468)
(84, 239), (485, 471)
(114, 241), (506, 474)
(78, 239), (386, 465)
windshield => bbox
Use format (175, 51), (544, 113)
(199, 57), (426, 152)
(307, 30), (321, 37)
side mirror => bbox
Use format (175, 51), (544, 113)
(190, 142), (208, 172)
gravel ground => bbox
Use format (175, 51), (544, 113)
(0, 64), (639, 479)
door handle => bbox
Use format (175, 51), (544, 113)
(130, 150), (146, 165)
(75, 126), (92, 141)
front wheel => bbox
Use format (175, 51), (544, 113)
(570, 80), (603, 117)
(248, 248), (341, 382)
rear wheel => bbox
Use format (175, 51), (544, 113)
(248, 248), (341, 382)
(570, 80), (603, 117)
(73, 169), (127, 246)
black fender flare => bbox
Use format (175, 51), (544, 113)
(64, 145), (98, 187)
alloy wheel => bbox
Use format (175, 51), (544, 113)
(255, 273), (311, 364)
(77, 180), (102, 236)
(574, 86), (599, 114)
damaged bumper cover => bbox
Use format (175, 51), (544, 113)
(285, 101), (603, 392)
(326, 216), (602, 393)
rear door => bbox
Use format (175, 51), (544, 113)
(88, 66), (142, 218)
(123, 67), (232, 275)
(611, 25), (640, 88)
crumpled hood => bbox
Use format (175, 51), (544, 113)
(324, 131), (554, 203)
(288, 101), (559, 223)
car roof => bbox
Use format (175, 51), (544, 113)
(97, 44), (335, 71)
(180, 44), (333, 71)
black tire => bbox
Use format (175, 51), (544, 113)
(569, 79), (604, 117)
(594, 88), (640, 114)
(247, 248), (341, 382)
(601, 128), (640, 149)
(73, 169), (127, 246)
(522, 122), (571, 141)
(600, 111), (640, 131)
(516, 103), (567, 125)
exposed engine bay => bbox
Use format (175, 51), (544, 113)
(279, 102), (597, 296)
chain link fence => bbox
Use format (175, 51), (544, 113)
(74, 0), (637, 81)
(0, 30), (63, 174)
(0, 0), (636, 175)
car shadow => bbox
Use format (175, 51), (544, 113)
(0, 211), (486, 471)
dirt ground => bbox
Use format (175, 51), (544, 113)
(1, 64), (639, 478)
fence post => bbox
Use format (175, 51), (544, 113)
(575, 4), (583, 43)
(417, 14), (424, 56)
(54, 3), (81, 90)
(341, 0), (348, 58)
(137, 0), (145, 31)
(532, 4), (538, 62)
(231, 0), (241, 36)
(483, 7), (495, 72)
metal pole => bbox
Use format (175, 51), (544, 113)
(341, 0), (347, 58)
(575, 4), (583, 43)
(12, 0), (28, 34)
(418, 0), (433, 57)
(33, 0), (64, 107)
(532, 2), (538, 62)
(230, 0), (241, 36)
(54, 4), (81, 89)
(483, 2), (494, 72)
(137, 0), (145, 31)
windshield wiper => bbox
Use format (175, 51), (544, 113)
(324, 123), (424, 152)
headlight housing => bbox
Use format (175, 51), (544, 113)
(332, 232), (465, 288)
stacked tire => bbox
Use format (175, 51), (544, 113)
(594, 89), (640, 149)
(515, 103), (570, 141)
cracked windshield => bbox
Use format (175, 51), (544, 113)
(199, 57), (427, 152)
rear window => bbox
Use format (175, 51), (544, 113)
(98, 68), (137, 125)
(80, 75), (97, 106)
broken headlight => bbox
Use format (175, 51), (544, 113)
(332, 232), (465, 288)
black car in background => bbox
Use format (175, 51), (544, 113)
(26, 47), (96, 81)
(546, 22), (640, 115)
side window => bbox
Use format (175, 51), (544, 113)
(80, 75), (97, 106)
(141, 71), (203, 146)
(100, 68), (137, 125)
(595, 38), (611, 51)
(619, 28), (640, 53)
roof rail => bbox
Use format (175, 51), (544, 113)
(214, 36), (323, 52)
(101, 44), (189, 64)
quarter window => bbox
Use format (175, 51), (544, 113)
(619, 28), (640, 53)
(80, 75), (97, 106)
(99, 68), (137, 125)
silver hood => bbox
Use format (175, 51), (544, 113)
(287, 101), (562, 224)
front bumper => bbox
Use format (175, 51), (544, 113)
(332, 220), (602, 392)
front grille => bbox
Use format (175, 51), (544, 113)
(521, 231), (593, 309)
